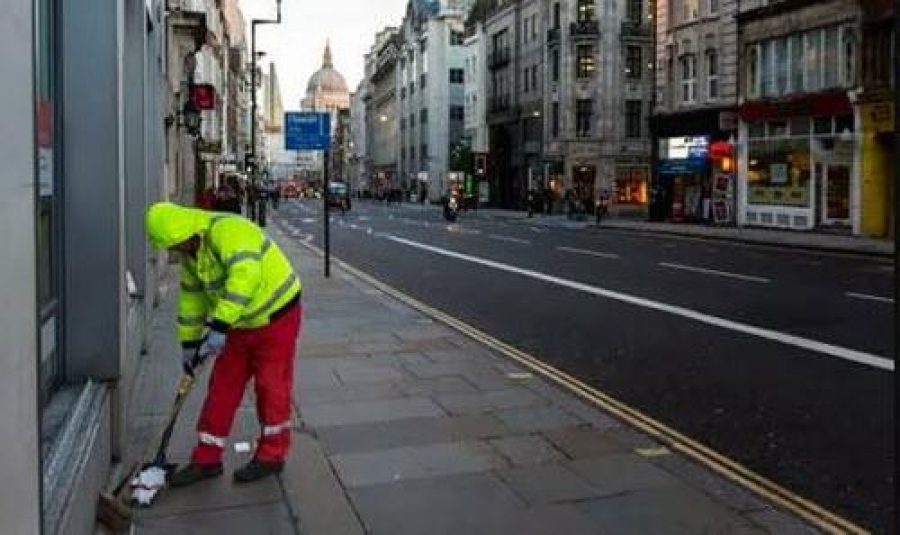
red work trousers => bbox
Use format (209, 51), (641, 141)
(192, 303), (302, 465)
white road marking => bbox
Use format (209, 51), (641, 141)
(529, 227), (548, 233)
(301, 218), (317, 223)
(845, 292), (894, 304)
(557, 246), (620, 260)
(387, 236), (893, 372)
(659, 262), (771, 284)
(489, 234), (531, 245)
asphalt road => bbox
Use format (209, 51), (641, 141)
(273, 199), (894, 533)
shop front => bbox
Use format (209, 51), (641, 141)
(649, 108), (737, 223)
(859, 96), (894, 237)
(738, 92), (858, 232)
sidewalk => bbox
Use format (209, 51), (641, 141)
(394, 202), (893, 257)
(118, 217), (831, 535)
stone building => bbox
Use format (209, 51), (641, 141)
(651, 0), (738, 223)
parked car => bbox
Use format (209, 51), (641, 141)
(327, 181), (351, 211)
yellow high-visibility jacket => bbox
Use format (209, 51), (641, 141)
(146, 202), (301, 344)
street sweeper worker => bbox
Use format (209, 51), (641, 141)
(145, 202), (302, 487)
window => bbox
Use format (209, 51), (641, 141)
(450, 106), (464, 121)
(410, 113), (416, 127)
(804, 32), (821, 92)
(775, 39), (788, 95)
(862, 26), (892, 87)
(401, 87), (407, 99)
(551, 49), (560, 82)
(532, 14), (538, 40)
(551, 101), (560, 137)
(421, 144), (428, 160)
(625, 100), (642, 138)
(449, 68), (464, 84)
(410, 145), (416, 160)
(523, 18), (529, 44)
(706, 49), (718, 99)
(450, 31), (465, 46)
(576, 99), (593, 137)
(707, 0), (718, 15)
(680, 54), (696, 103)
(420, 108), (428, 124)
(532, 65), (539, 91)
(577, 0), (595, 22)
(682, 0), (699, 22)
(790, 35), (804, 93)
(760, 41), (773, 97)
(400, 117), (406, 130)
(841, 28), (855, 86)
(576, 45), (596, 79)
(627, 0), (642, 22)
(626, 46), (642, 79)
(823, 26), (839, 88)
(421, 73), (428, 88)
(524, 67), (530, 92)
(410, 81), (416, 95)
(553, 2), (561, 29)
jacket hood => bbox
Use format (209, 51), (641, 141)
(145, 202), (210, 249)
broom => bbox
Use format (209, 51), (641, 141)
(97, 352), (206, 532)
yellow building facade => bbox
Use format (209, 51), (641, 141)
(859, 94), (894, 238)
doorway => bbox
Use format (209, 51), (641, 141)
(816, 163), (851, 226)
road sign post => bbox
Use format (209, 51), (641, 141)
(285, 111), (332, 277)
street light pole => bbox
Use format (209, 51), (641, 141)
(249, 0), (283, 223)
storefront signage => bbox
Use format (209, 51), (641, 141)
(658, 159), (707, 175)
(660, 136), (709, 160)
(749, 185), (808, 206)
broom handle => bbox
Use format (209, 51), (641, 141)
(151, 373), (195, 466)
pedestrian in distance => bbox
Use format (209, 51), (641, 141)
(213, 183), (242, 214)
(145, 202), (303, 487)
(595, 189), (610, 226)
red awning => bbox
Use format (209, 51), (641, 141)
(738, 91), (852, 122)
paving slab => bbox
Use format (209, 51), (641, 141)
(569, 453), (684, 495)
(315, 414), (507, 455)
(394, 375), (481, 397)
(492, 405), (583, 433)
(497, 463), (602, 505)
(576, 488), (767, 535)
(488, 434), (566, 467)
(296, 381), (405, 406)
(300, 397), (445, 427)
(542, 426), (632, 459)
(330, 440), (507, 487)
(435, 387), (548, 415)
(134, 502), (295, 535)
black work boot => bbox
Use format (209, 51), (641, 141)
(233, 458), (284, 483)
(168, 463), (223, 488)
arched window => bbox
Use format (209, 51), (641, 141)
(680, 54), (696, 103)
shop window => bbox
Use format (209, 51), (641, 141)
(625, 100), (642, 138)
(748, 122), (766, 138)
(835, 115), (854, 134)
(576, 99), (593, 137)
(615, 166), (649, 205)
(576, 45), (596, 79)
(789, 117), (810, 136)
(706, 49), (718, 99)
(626, 46), (642, 80)
(449, 106), (464, 121)
(680, 54), (696, 103)
(747, 138), (812, 207)
(813, 116), (832, 135)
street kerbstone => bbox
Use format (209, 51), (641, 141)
(315, 414), (507, 455)
(542, 426), (632, 459)
(746, 508), (824, 535)
(492, 405), (582, 433)
(497, 463), (603, 505)
(300, 397), (445, 427)
(488, 434), (566, 467)
(435, 387), (547, 415)
(330, 440), (507, 487)
(576, 488), (767, 535)
(649, 454), (771, 514)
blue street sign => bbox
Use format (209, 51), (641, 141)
(285, 111), (331, 151)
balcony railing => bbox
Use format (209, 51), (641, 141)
(621, 21), (652, 38)
(489, 48), (511, 70)
(570, 19), (600, 38)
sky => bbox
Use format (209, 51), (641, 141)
(240, 0), (409, 110)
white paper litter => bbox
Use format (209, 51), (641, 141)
(130, 466), (167, 506)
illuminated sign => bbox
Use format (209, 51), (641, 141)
(660, 136), (709, 160)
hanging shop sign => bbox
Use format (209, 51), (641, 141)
(659, 136), (709, 160)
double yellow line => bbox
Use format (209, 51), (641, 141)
(292, 235), (870, 535)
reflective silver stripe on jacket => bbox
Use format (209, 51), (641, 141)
(262, 420), (292, 436)
(225, 251), (261, 268)
(223, 292), (252, 306)
(177, 315), (205, 327)
(199, 432), (226, 448)
(241, 273), (298, 322)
